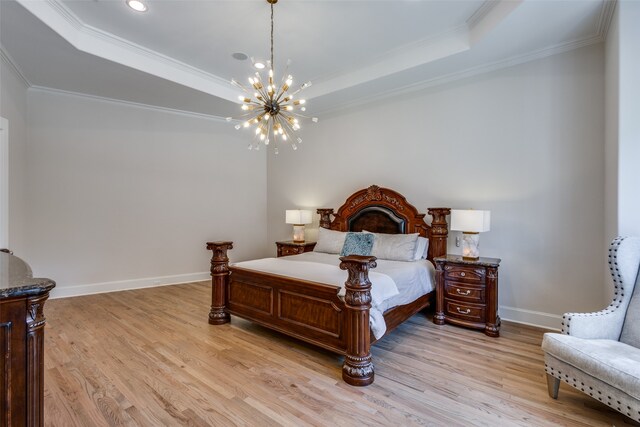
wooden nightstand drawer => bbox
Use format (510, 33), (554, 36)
(276, 241), (317, 258)
(281, 246), (303, 256)
(444, 265), (484, 283)
(445, 300), (485, 323)
(444, 282), (485, 303)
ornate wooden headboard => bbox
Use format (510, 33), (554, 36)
(317, 185), (450, 261)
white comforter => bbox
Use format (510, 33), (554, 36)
(232, 252), (435, 339)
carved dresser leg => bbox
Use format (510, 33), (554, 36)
(339, 255), (377, 386)
(206, 241), (233, 325)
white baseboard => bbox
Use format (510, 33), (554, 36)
(50, 272), (210, 299)
(499, 305), (561, 331)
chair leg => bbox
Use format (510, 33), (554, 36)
(546, 373), (560, 399)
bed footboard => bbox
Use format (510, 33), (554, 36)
(206, 242), (378, 386)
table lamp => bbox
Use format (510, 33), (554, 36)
(450, 209), (491, 259)
(285, 210), (313, 243)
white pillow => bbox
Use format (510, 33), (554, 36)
(364, 231), (419, 262)
(414, 236), (429, 260)
(313, 228), (348, 254)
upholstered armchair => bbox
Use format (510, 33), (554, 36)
(541, 236), (640, 422)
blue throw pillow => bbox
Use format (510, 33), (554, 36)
(340, 232), (375, 256)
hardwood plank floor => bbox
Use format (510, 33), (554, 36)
(43, 282), (638, 426)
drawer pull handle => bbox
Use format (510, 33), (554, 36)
(456, 307), (471, 314)
(460, 272), (466, 277)
(456, 289), (471, 296)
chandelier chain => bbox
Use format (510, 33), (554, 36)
(270, 2), (274, 71)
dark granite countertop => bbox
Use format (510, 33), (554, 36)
(0, 252), (55, 299)
(433, 254), (501, 267)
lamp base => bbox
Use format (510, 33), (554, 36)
(292, 224), (305, 243)
(461, 232), (480, 259)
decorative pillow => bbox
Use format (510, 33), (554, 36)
(340, 232), (375, 256)
(414, 236), (429, 260)
(313, 228), (347, 254)
(364, 231), (420, 261)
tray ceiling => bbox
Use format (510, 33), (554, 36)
(0, 0), (611, 119)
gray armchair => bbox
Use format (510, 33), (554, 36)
(542, 236), (640, 421)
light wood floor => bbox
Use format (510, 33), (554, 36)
(43, 281), (638, 426)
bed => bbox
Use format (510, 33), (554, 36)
(206, 185), (450, 386)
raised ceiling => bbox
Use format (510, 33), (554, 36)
(0, 0), (613, 119)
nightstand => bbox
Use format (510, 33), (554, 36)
(276, 241), (317, 257)
(433, 255), (501, 337)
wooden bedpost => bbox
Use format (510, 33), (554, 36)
(339, 255), (377, 386)
(317, 208), (334, 229)
(427, 208), (451, 259)
(206, 241), (233, 325)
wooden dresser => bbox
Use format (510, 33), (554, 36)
(433, 254), (501, 337)
(0, 251), (55, 427)
(275, 241), (316, 257)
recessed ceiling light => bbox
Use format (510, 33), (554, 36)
(126, 0), (148, 12)
(232, 52), (249, 61)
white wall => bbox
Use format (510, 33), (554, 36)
(604, 5), (619, 302)
(0, 57), (29, 256)
(617, 0), (640, 238)
(267, 45), (605, 329)
(26, 89), (268, 297)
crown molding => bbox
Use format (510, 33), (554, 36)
(597, 0), (617, 40)
(0, 46), (31, 88)
(28, 85), (230, 123)
(467, 1), (499, 27)
(315, 32), (605, 118)
(16, 0), (239, 103)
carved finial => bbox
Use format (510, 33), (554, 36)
(427, 208), (451, 237)
(340, 255), (376, 306)
(317, 209), (334, 229)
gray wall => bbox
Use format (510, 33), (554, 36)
(616, 1), (640, 238)
(267, 45), (606, 329)
(0, 58), (28, 256)
(25, 89), (268, 297)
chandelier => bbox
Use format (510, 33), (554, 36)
(227, 0), (316, 154)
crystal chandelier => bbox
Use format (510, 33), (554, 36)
(228, 0), (316, 154)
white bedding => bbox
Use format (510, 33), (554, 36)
(231, 252), (435, 339)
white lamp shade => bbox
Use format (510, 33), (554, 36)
(285, 209), (313, 225)
(450, 209), (491, 233)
